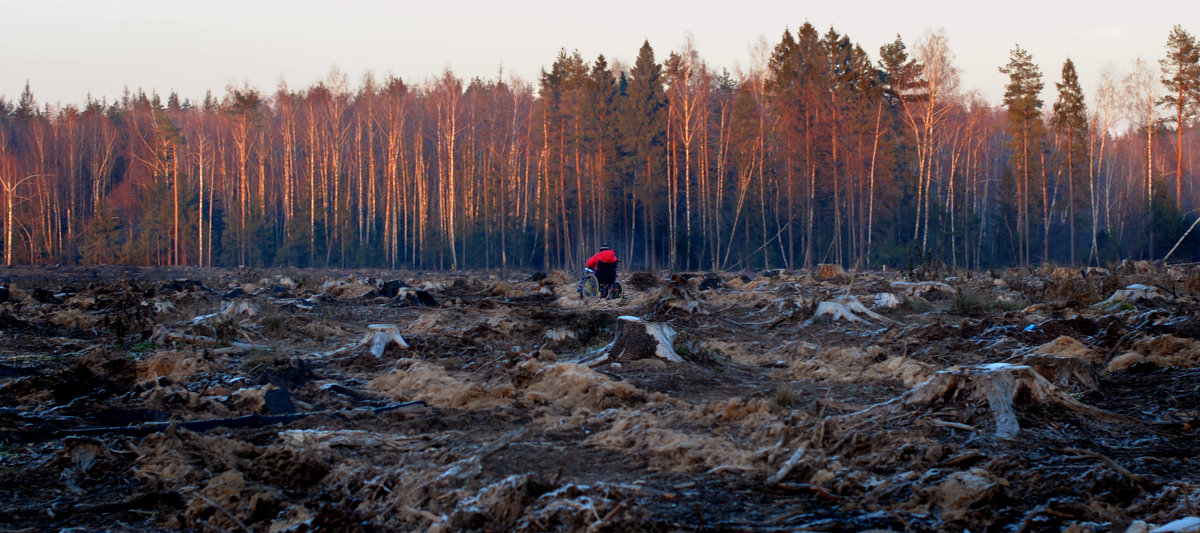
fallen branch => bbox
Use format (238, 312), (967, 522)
(765, 444), (807, 485)
(931, 419), (978, 432)
(1062, 447), (1155, 490)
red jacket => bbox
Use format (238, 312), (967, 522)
(586, 249), (618, 269)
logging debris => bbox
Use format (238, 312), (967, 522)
(1, 265), (1199, 532)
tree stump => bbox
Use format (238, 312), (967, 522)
(816, 264), (849, 281)
(889, 280), (954, 300)
(652, 286), (702, 315)
(218, 300), (259, 321)
(804, 295), (895, 325)
(361, 324), (409, 357)
(898, 363), (1126, 439)
(587, 316), (682, 366)
(1093, 284), (1171, 311)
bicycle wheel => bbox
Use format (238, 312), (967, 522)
(579, 273), (600, 300)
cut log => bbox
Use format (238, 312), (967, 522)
(587, 316), (682, 366)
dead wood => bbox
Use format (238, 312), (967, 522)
(839, 363), (1138, 439)
(815, 264), (849, 282)
(586, 316), (682, 366)
(1094, 284), (1172, 310)
(1062, 447), (1156, 490)
(765, 444), (807, 485)
(803, 295), (896, 326)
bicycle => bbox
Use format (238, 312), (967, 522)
(578, 267), (623, 301)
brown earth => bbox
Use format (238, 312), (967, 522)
(0, 262), (1198, 532)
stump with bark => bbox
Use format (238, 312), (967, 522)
(587, 316), (682, 366)
(816, 264), (849, 282)
(844, 363), (1132, 440)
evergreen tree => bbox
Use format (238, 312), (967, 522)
(1159, 25), (1200, 210)
(585, 54), (621, 246)
(619, 40), (668, 266)
(15, 81), (38, 121)
(1051, 58), (1089, 264)
(81, 203), (123, 264)
(999, 45), (1045, 265)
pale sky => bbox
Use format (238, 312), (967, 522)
(0, 0), (1190, 110)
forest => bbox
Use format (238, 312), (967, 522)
(1, 23), (1199, 272)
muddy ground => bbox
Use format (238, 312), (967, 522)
(1, 263), (1198, 532)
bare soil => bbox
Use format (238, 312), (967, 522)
(1, 263), (1198, 532)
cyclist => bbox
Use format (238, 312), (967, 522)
(585, 244), (620, 298)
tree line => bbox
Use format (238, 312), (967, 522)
(1, 24), (1199, 271)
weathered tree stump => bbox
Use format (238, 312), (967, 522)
(1093, 283), (1171, 310)
(816, 264), (849, 282)
(361, 324), (409, 357)
(890, 281), (954, 300)
(587, 316), (682, 366)
(218, 299), (259, 321)
(804, 295), (895, 326)
(897, 363), (1125, 439)
(652, 286), (703, 315)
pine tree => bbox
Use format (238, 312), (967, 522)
(1052, 58), (1089, 264)
(1159, 25), (1200, 210)
(585, 55), (620, 251)
(81, 202), (123, 264)
(999, 45), (1045, 265)
(620, 40), (668, 267)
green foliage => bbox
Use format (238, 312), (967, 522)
(999, 44), (1047, 265)
(81, 203), (123, 264)
(1159, 25), (1200, 129)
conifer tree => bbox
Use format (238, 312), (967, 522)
(1159, 25), (1200, 210)
(585, 55), (620, 247)
(620, 40), (668, 266)
(1052, 58), (1089, 264)
(999, 45), (1045, 265)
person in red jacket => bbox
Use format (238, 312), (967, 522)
(585, 244), (620, 295)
